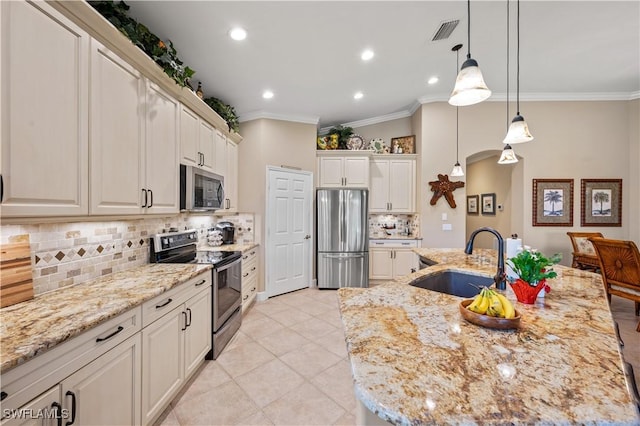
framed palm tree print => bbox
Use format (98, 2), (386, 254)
(532, 179), (574, 226)
(581, 179), (622, 226)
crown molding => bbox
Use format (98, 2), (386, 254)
(238, 111), (319, 125)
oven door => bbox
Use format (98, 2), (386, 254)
(212, 256), (242, 331)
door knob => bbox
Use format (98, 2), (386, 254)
(304, 235), (311, 240)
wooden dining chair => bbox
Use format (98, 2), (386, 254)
(590, 237), (640, 332)
(567, 232), (603, 271)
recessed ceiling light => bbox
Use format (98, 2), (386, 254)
(229, 27), (247, 41)
(428, 76), (439, 85)
(361, 49), (374, 61)
(354, 92), (364, 100)
(262, 90), (274, 99)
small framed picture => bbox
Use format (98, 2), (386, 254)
(532, 179), (574, 226)
(581, 179), (622, 227)
(467, 195), (479, 215)
(390, 135), (416, 154)
(481, 193), (496, 215)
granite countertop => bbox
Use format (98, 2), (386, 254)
(338, 248), (639, 425)
(199, 242), (259, 253)
(0, 263), (211, 373)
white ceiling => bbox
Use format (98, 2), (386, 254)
(127, 1), (640, 129)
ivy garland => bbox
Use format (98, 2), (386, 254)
(89, 1), (195, 88)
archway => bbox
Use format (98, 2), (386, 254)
(463, 150), (524, 249)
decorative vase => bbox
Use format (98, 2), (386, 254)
(509, 279), (546, 304)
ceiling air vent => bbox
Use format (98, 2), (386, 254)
(432, 20), (459, 41)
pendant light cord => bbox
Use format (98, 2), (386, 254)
(506, 0), (510, 130)
(466, 0), (472, 60)
(456, 48), (460, 162)
(516, 0), (520, 115)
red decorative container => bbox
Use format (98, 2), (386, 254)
(509, 279), (546, 304)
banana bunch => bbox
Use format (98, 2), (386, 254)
(467, 287), (516, 319)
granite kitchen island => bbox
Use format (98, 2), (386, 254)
(338, 248), (639, 425)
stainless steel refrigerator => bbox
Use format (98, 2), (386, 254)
(316, 188), (369, 289)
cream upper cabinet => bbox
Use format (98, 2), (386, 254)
(214, 129), (227, 176)
(90, 40), (179, 215)
(0, 1), (89, 217)
(144, 81), (179, 214)
(317, 153), (370, 188)
(369, 156), (415, 213)
(225, 140), (239, 212)
(89, 39), (145, 215)
(198, 121), (216, 172)
(179, 106), (200, 166)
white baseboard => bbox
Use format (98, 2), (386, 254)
(310, 279), (317, 288)
(257, 291), (268, 302)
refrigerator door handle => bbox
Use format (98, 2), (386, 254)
(324, 253), (366, 259)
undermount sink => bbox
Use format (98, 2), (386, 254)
(410, 271), (493, 298)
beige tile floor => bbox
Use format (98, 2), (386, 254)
(156, 288), (640, 426)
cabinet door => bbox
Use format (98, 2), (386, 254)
(179, 106), (199, 167)
(394, 250), (418, 277)
(184, 287), (211, 379)
(145, 82), (179, 214)
(2, 385), (62, 426)
(369, 248), (394, 280)
(225, 141), (238, 212)
(141, 306), (184, 425)
(198, 121), (215, 172)
(214, 130), (227, 176)
(343, 157), (369, 187)
(61, 334), (141, 426)
(0, 1), (89, 217)
(90, 39), (145, 215)
(389, 159), (415, 213)
(369, 159), (390, 212)
(318, 157), (344, 187)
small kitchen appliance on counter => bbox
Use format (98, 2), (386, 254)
(215, 222), (235, 245)
(150, 229), (242, 359)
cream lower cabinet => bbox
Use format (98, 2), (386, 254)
(0, 0), (89, 217)
(369, 156), (416, 213)
(241, 247), (259, 312)
(0, 309), (141, 426)
(60, 334), (141, 426)
(141, 276), (211, 425)
(317, 153), (370, 188)
(89, 40), (179, 215)
(369, 240), (419, 281)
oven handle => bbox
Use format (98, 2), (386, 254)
(214, 256), (242, 273)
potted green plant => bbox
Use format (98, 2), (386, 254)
(507, 249), (561, 304)
(328, 125), (353, 150)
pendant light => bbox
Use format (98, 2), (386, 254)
(499, 0), (518, 164)
(451, 44), (465, 177)
(449, 0), (491, 106)
(503, 0), (533, 144)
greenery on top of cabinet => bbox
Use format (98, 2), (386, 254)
(203, 97), (240, 133)
(89, 0), (195, 88)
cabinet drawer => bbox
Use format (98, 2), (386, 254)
(241, 248), (258, 264)
(370, 239), (419, 248)
(241, 275), (258, 312)
(242, 258), (258, 283)
(1, 307), (141, 416)
(142, 272), (210, 328)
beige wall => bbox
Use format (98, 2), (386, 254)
(237, 118), (317, 291)
(419, 100), (638, 266)
(465, 154), (515, 249)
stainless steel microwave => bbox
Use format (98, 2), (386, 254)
(180, 164), (224, 211)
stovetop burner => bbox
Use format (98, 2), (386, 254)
(195, 250), (241, 266)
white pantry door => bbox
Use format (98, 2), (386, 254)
(266, 167), (313, 297)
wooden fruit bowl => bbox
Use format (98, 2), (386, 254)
(459, 299), (521, 330)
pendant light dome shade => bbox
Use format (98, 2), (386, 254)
(503, 114), (533, 144)
(451, 162), (465, 176)
(498, 144), (518, 164)
(448, 58), (492, 106)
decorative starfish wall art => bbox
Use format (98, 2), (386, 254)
(428, 174), (465, 208)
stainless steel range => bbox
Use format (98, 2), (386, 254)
(150, 229), (242, 359)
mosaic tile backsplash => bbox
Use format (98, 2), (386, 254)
(368, 214), (420, 238)
(1, 213), (255, 297)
